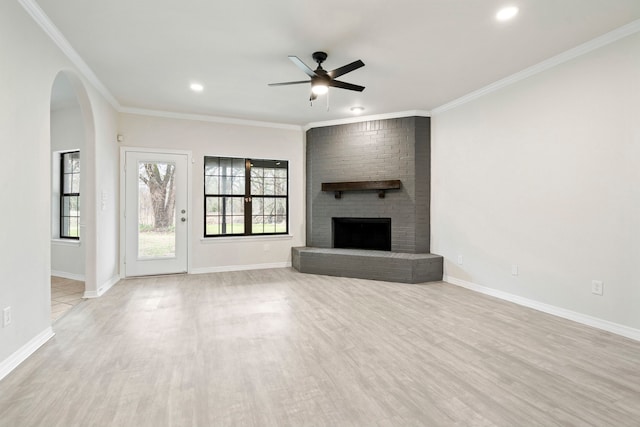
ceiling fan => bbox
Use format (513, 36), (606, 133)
(269, 51), (365, 101)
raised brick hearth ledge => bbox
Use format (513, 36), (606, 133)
(292, 247), (443, 284)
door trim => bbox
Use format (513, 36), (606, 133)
(119, 147), (193, 278)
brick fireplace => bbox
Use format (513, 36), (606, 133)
(306, 116), (431, 253)
(293, 116), (442, 283)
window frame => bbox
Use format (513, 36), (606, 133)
(60, 150), (80, 240)
(204, 156), (289, 238)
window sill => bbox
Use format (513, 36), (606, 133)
(51, 238), (81, 247)
(200, 234), (293, 244)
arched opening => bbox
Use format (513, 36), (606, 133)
(49, 71), (96, 321)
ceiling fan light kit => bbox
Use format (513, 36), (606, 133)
(269, 51), (365, 103)
(311, 83), (329, 95)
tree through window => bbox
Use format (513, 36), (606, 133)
(204, 157), (288, 237)
(139, 162), (176, 231)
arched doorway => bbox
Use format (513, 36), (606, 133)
(49, 71), (96, 321)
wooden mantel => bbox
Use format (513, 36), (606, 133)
(321, 180), (401, 199)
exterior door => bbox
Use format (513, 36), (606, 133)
(125, 151), (188, 276)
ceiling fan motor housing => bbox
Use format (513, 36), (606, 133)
(312, 51), (328, 65)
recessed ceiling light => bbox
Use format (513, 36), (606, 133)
(190, 83), (204, 92)
(496, 6), (519, 21)
(350, 106), (365, 114)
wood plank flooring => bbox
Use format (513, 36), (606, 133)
(1, 268), (639, 426)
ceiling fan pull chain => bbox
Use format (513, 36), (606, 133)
(326, 89), (330, 112)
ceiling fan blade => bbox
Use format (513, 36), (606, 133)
(268, 80), (311, 86)
(289, 56), (317, 78)
(328, 60), (365, 78)
(328, 80), (365, 92)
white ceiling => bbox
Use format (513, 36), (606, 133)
(36, 0), (640, 126)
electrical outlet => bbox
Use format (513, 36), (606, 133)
(591, 280), (604, 296)
(457, 255), (463, 265)
(511, 264), (519, 276)
(2, 307), (11, 327)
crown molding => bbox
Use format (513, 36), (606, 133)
(120, 107), (303, 131)
(120, 108), (431, 132)
(22, 0), (639, 131)
(18, 0), (121, 110)
(432, 18), (640, 115)
(20, 0), (300, 130)
(304, 110), (431, 131)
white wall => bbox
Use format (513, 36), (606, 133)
(0, 0), (119, 367)
(431, 32), (640, 330)
(118, 113), (305, 272)
(92, 91), (120, 295)
(50, 105), (86, 279)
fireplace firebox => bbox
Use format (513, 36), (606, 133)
(332, 217), (391, 251)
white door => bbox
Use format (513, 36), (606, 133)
(125, 151), (189, 276)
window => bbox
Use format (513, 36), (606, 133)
(60, 151), (80, 239)
(204, 156), (288, 237)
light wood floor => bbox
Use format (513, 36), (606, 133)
(51, 276), (85, 321)
(2, 268), (640, 426)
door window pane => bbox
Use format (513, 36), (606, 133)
(137, 161), (176, 258)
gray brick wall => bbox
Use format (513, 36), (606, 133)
(306, 116), (431, 253)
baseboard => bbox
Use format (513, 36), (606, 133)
(83, 274), (120, 298)
(51, 270), (85, 282)
(443, 275), (640, 342)
(0, 327), (55, 382)
(191, 262), (292, 275)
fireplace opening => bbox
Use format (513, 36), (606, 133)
(332, 217), (391, 251)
